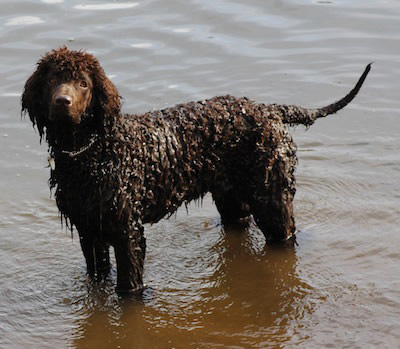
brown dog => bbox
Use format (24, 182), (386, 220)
(22, 47), (370, 293)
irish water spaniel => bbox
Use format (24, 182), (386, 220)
(22, 47), (370, 293)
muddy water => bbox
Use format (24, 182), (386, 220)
(1, 0), (399, 347)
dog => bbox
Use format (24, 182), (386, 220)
(22, 47), (370, 293)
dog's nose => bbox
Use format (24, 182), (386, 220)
(55, 95), (72, 106)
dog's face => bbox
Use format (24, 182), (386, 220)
(22, 47), (121, 140)
(46, 70), (93, 125)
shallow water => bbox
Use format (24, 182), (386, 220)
(1, 0), (399, 347)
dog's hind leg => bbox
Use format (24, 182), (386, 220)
(247, 158), (297, 245)
(113, 225), (146, 294)
(212, 189), (251, 227)
(250, 192), (296, 245)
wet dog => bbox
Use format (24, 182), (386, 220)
(22, 47), (370, 293)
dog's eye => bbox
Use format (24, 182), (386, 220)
(80, 80), (88, 88)
(48, 77), (57, 85)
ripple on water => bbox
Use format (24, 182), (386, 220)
(5, 16), (44, 26)
(42, 0), (63, 3)
(74, 3), (139, 11)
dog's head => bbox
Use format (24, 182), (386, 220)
(22, 47), (121, 140)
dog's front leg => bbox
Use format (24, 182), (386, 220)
(94, 238), (111, 279)
(114, 225), (146, 294)
(79, 234), (95, 277)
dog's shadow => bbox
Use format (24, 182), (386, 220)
(72, 223), (314, 347)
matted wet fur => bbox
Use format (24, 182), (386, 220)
(22, 47), (370, 293)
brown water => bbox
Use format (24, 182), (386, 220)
(1, 0), (399, 347)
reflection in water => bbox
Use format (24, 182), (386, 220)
(199, 226), (314, 347)
(73, 225), (314, 348)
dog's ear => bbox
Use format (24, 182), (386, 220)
(90, 61), (121, 131)
(21, 57), (50, 140)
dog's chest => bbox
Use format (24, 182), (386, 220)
(50, 155), (109, 216)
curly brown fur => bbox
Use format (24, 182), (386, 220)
(22, 47), (370, 293)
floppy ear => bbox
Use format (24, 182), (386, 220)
(90, 62), (121, 132)
(21, 58), (50, 140)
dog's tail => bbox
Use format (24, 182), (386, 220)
(268, 63), (371, 127)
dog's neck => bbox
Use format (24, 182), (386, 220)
(46, 117), (102, 155)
